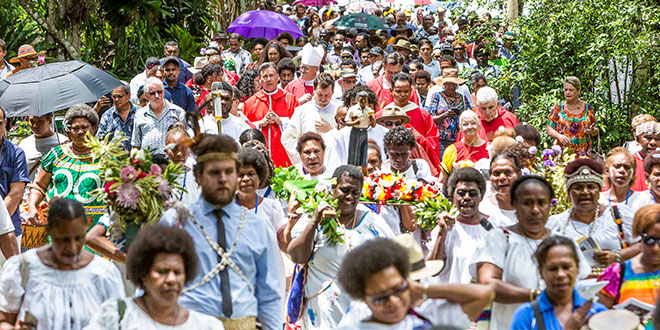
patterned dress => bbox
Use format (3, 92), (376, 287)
(425, 91), (470, 143)
(547, 102), (596, 156)
(599, 259), (660, 306)
(41, 144), (104, 229)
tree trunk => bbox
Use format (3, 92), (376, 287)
(506, 0), (519, 21)
(18, 0), (81, 60)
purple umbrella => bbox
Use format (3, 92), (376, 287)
(292, 0), (337, 6)
(227, 10), (304, 40)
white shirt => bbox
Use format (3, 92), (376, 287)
(18, 133), (68, 182)
(429, 220), (490, 284)
(0, 249), (125, 330)
(478, 196), (517, 227)
(630, 190), (656, 210)
(84, 298), (224, 330)
(199, 114), (251, 141)
(323, 126), (388, 172)
(281, 99), (337, 164)
(0, 199), (14, 236)
(358, 65), (375, 85)
(129, 71), (148, 103)
(344, 104), (372, 128)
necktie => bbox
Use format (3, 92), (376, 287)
(213, 209), (233, 318)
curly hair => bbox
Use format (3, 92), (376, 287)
(296, 132), (326, 154)
(237, 147), (269, 185)
(644, 151), (660, 175)
(236, 69), (259, 101)
(447, 167), (487, 199)
(513, 123), (541, 147)
(258, 41), (292, 67)
(343, 84), (378, 108)
(126, 225), (199, 289)
(239, 129), (266, 146)
(338, 238), (410, 300)
(63, 104), (99, 135)
(384, 126), (416, 150)
(201, 63), (224, 82)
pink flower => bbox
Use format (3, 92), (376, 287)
(116, 183), (141, 210)
(154, 176), (170, 197)
(104, 181), (116, 195)
(120, 166), (137, 183)
(150, 164), (162, 176)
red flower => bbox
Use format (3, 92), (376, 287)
(136, 171), (148, 180)
(104, 181), (116, 195)
(132, 159), (141, 166)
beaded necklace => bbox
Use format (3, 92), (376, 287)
(562, 205), (599, 237)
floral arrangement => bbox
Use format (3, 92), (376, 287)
(361, 172), (440, 204)
(530, 145), (576, 214)
(85, 133), (183, 243)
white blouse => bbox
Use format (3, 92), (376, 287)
(546, 205), (635, 267)
(0, 249), (125, 330)
(83, 298), (224, 330)
(469, 229), (591, 330)
(479, 197), (517, 227)
(430, 220), (491, 284)
(291, 209), (395, 329)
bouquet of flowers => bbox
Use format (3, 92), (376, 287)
(361, 172), (440, 205)
(85, 133), (183, 244)
(530, 145), (576, 214)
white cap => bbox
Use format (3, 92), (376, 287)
(300, 44), (324, 67)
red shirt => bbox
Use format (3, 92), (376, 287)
(456, 106), (520, 142)
(367, 75), (420, 110)
(632, 152), (648, 191)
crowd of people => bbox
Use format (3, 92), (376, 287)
(0, 2), (658, 330)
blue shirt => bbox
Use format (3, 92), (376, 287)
(160, 198), (283, 330)
(0, 138), (29, 236)
(97, 103), (138, 151)
(131, 101), (187, 154)
(163, 80), (196, 113)
(510, 289), (607, 330)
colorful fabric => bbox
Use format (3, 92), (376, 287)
(41, 145), (104, 229)
(425, 91), (470, 142)
(440, 141), (489, 175)
(599, 259), (660, 305)
(547, 102), (596, 156)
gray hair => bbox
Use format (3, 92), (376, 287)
(476, 86), (498, 104)
(459, 109), (479, 125)
(144, 77), (164, 93)
(63, 104), (99, 134)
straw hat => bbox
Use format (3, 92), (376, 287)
(9, 45), (46, 63)
(392, 39), (412, 52)
(433, 68), (465, 86)
(393, 234), (444, 280)
(375, 106), (411, 126)
(188, 57), (210, 74)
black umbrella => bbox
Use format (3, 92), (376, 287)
(0, 61), (122, 117)
(333, 13), (389, 31)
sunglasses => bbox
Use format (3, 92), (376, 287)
(456, 190), (480, 198)
(383, 121), (402, 127)
(366, 281), (409, 305)
(642, 234), (660, 247)
(148, 90), (165, 96)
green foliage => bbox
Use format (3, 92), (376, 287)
(504, 0), (660, 151)
(0, 5), (40, 59)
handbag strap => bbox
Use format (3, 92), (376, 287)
(617, 261), (626, 301)
(531, 299), (546, 330)
(479, 217), (494, 231)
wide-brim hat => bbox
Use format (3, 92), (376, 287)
(188, 56), (209, 74)
(376, 106), (411, 126)
(393, 234), (444, 280)
(588, 310), (642, 330)
(434, 68), (465, 85)
(392, 25), (413, 37)
(9, 45), (46, 63)
(392, 39), (412, 51)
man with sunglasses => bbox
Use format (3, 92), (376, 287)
(97, 85), (138, 151)
(131, 77), (187, 155)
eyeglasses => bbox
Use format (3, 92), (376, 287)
(455, 190), (480, 198)
(642, 234), (660, 247)
(148, 90), (165, 96)
(366, 281), (409, 305)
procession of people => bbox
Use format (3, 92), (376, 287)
(0, 1), (658, 330)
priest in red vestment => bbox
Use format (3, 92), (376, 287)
(376, 72), (441, 173)
(284, 44), (324, 104)
(367, 52), (420, 110)
(243, 62), (299, 167)
(457, 86), (519, 142)
(631, 121), (660, 191)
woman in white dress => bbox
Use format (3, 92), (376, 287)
(471, 176), (591, 330)
(85, 225), (224, 330)
(288, 165), (395, 329)
(547, 158), (638, 272)
(0, 199), (125, 330)
(478, 152), (521, 227)
(600, 147), (645, 207)
(430, 167), (498, 285)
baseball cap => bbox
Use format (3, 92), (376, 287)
(369, 47), (385, 57)
(162, 56), (180, 67)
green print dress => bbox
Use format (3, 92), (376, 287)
(41, 144), (105, 229)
